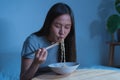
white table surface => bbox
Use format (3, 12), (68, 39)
(32, 68), (120, 80)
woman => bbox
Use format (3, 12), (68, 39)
(20, 2), (76, 80)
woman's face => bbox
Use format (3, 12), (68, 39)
(48, 14), (72, 42)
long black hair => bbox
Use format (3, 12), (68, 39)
(34, 2), (76, 62)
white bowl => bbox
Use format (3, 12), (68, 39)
(48, 62), (80, 75)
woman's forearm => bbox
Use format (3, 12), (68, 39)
(20, 62), (39, 80)
(20, 48), (47, 80)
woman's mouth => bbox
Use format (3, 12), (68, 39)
(57, 37), (64, 41)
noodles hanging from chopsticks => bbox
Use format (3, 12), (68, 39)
(60, 39), (67, 67)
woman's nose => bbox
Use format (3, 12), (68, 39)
(59, 28), (64, 35)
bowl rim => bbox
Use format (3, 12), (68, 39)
(48, 62), (80, 68)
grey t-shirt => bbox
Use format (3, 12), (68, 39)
(21, 34), (58, 68)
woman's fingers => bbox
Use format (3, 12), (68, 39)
(36, 49), (41, 58)
(34, 48), (48, 64)
(42, 49), (48, 60)
(39, 48), (47, 57)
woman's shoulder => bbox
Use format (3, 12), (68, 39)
(24, 34), (38, 43)
(25, 34), (37, 41)
(25, 33), (45, 44)
(27, 33), (38, 40)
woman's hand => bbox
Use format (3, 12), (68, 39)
(33, 48), (48, 64)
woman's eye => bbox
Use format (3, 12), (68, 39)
(55, 24), (61, 28)
(65, 26), (71, 29)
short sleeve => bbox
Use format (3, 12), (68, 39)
(21, 36), (37, 59)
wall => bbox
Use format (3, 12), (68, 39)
(0, 0), (118, 79)
(75, 0), (116, 67)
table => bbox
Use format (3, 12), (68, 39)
(106, 42), (120, 66)
(32, 69), (120, 80)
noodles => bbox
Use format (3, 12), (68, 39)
(60, 39), (67, 67)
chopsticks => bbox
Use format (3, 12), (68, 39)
(45, 39), (64, 50)
(45, 42), (59, 50)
